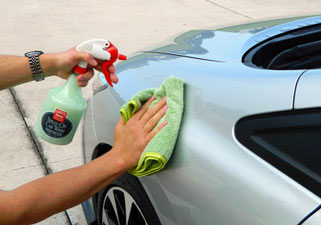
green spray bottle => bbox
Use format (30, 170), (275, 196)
(35, 39), (127, 145)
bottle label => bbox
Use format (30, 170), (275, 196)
(41, 110), (73, 139)
(53, 108), (67, 123)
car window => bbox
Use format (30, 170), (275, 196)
(243, 23), (321, 70)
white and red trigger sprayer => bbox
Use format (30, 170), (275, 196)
(35, 39), (126, 145)
(73, 39), (127, 87)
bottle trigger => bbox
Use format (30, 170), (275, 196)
(102, 62), (113, 87)
(118, 54), (127, 60)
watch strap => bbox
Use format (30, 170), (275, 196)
(25, 51), (44, 81)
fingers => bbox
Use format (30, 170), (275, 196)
(140, 97), (167, 124)
(134, 95), (156, 119)
(75, 58), (117, 87)
(93, 59), (104, 72)
(117, 96), (168, 155)
(144, 104), (168, 133)
(77, 68), (94, 87)
(108, 65), (116, 73)
(110, 72), (119, 84)
(116, 116), (125, 128)
(108, 66), (118, 84)
(145, 121), (167, 143)
(75, 51), (98, 67)
(94, 64), (118, 84)
(94, 61), (115, 72)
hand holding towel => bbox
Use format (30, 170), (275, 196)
(120, 76), (184, 176)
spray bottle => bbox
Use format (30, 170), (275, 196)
(35, 39), (127, 145)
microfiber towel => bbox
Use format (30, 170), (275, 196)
(119, 76), (184, 177)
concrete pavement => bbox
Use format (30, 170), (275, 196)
(0, 0), (320, 224)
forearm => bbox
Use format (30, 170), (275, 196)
(0, 149), (129, 225)
(0, 54), (57, 90)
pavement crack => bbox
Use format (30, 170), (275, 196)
(11, 165), (41, 171)
(9, 87), (74, 225)
(205, 0), (253, 19)
(9, 87), (52, 175)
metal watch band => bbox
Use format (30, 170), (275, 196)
(25, 51), (44, 82)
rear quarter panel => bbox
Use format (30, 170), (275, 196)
(88, 51), (321, 224)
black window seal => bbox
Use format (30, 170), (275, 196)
(235, 107), (321, 198)
(242, 23), (321, 70)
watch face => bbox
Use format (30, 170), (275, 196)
(25, 50), (44, 57)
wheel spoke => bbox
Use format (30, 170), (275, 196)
(124, 191), (134, 225)
(103, 187), (149, 225)
(102, 210), (109, 225)
(107, 191), (121, 225)
(114, 190), (126, 224)
(127, 204), (147, 225)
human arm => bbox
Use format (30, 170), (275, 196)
(0, 95), (167, 225)
(0, 48), (118, 90)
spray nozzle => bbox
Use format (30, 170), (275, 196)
(73, 39), (127, 87)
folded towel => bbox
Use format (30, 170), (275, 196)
(119, 76), (184, 176)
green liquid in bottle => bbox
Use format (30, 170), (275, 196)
(35, 74), (87, 145)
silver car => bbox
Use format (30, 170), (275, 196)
(82, 15), (321, 225)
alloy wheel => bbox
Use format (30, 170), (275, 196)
(101, 186), (148, 225)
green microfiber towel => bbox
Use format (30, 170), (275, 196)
(119, 76), (184, 177)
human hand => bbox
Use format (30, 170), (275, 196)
(44, 48), (118, 87)
(111, 96), (168, 170)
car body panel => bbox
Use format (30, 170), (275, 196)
(83, 15), (321, 225)
(291, 69), (321, 224)
(111, 56), (318, 225)
(88, 54), (317, 225)
(83, 98), (96, 164)
(302, 205), (321, 225)
(139, 15), (319, 63)
(294, 70), (321, 109)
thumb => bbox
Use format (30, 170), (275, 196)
(74, 51), (98, 67)
(116, 117), (125, 128)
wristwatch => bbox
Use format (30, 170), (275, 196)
(25, 50), (44, 81)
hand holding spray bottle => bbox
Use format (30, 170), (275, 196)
(35, 39), (126, 145)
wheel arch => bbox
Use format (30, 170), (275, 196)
(91, 142), (113, 160)
(91, 142), (113, 215)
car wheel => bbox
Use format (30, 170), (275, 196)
(96, 173), (162, 225)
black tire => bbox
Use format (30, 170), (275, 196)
(96, 173), (162, 225)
